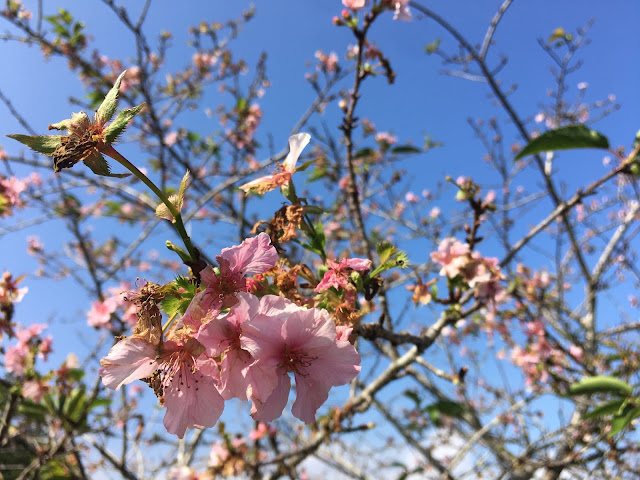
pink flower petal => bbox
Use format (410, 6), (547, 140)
(250, 368), (290, 422)
(99, 337), (159, 390)
(291, 375), (330, 424)
(218, 233), (278, 276)
(163, 369), (224, 439)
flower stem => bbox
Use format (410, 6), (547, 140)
(104, 146), (198, 262)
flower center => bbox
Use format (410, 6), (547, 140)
(280, 346), (317, 376)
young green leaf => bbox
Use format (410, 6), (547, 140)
(6, 134), (62, 155)
(103, 103), (145, 144)
(515, 124), (610, 160)
(96, 70), (127, 126)
(568, 375), (633, 397)
(583, 399), (626, 419)
(609, 405), (640, 436)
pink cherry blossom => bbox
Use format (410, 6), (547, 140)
(239, 133), (311, 195)
(87, 297), (118, 328)
(342, 0), (365, 9)
(195, 292), (278, 402)
(5, 342), (29, 376)
(22, 379), (49, 402)
(99, 337), (224, 438)
(241, 296), (361, 423)
(184, 233), (278, 330)
(393, 0), (412, 21)
(430, 238), (470, 278)
(315, 257), (372, 292)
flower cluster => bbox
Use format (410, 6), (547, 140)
(99, 233), (361, 438)
(5, 324), (53, 377)
(0, 175), (28, 218)
(86, 282), (138, 329)
(430, 238), (506, 303)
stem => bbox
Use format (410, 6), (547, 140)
(104, 145), (197, 262)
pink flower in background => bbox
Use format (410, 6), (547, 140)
(430, 238), (470, 278)
(5, 342), (29, 376)
(239, 133), (311, 195)
(342, 0), (365, 9)
(184, 233), (278, 330)
(164, 131), (179, 146)
(315, 257), (371, 292)
(0, 176), (28, 217)
(26, 236), (44, 255)
(241, 297), (361, 423)
(405, 191), (419, 203)
(87, 297), (118, 328)
(99, 337), (224, 438)
(375, 132), (397, 144)
(22, 379), (49, 402)
(393, 0), (412, 21)
(249, 421), (275, 440)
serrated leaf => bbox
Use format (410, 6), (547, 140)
(96, 70), (127, 126)
(391, 145), (422, 154)
(6, 134), (62, 155)
(568, 375), (633, 397)
(515, 125), (610, 160)
(376, 241), (395, 265)
(83, 154), (130, 178)
(583, 399), (626, 419)
(103, 103), (145, 144)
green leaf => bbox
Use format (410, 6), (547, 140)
(583, 399), (626, 419)
(354, 148), (374, 159)
(88, 397), (111, 411)
(424, 38), (441, 54)
(303, 205), (324, 215)
(6, 134), (62, 155)
(18, 399), (49, 422)
(376, 241), (396, 265)
(515, 124), (610, 160)
(609, 405), (640, 436)
(403, 389), (421, 408)
(103, 103), (145, 144)
(424, 400), (466, 419)
(568, 375), (633, 397)
(83, 154), (130, 178)
(391, 145), (422, 154)
(96, 70), (127, 126)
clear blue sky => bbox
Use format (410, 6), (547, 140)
(1, 0), (639, 445)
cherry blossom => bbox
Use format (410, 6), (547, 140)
(195, 292), (279, 402)
(430, 238), (470, 278)
(241, 296), (361, 423)
(99, 336), (224, 438)
(239, 133), (311, 195)
(392, 0), (412, 21)
(183, 233), (278, 330)
(315, 257), (371, 292)
(342, 0), (366, 9)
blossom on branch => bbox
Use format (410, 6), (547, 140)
(239, 133), (311, 195)
(315, 257), (372, 292)
(241, 296), (361, 423)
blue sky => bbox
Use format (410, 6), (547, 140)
(1, 0), (639, 464)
